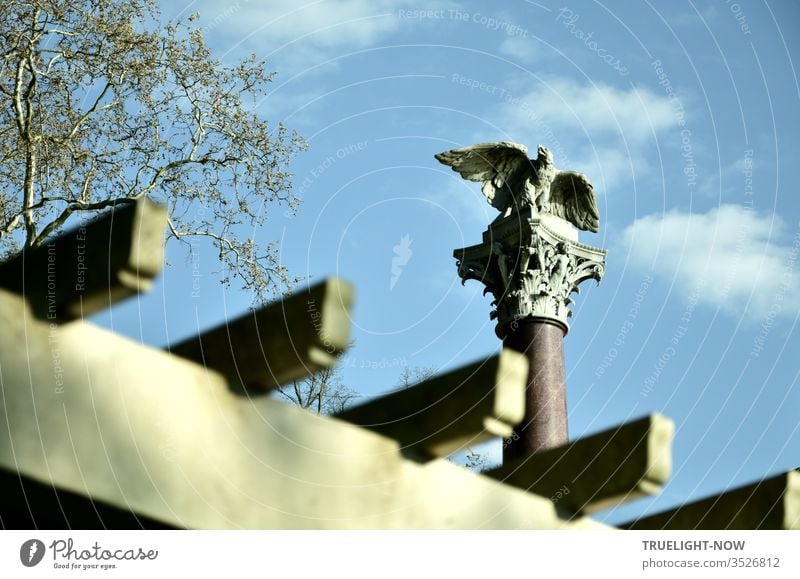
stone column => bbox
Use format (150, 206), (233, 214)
(502, 320), (567, 458)
(453, 207), (606, 459)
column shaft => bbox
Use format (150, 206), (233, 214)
(502, 319), (568, 460)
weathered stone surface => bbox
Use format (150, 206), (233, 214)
(435, 142), (600, 232)
(622, 470), (800, 530)
(486, 414), (674, 514)
(334, 350), (527, 459)
(169, 278), (354, 392)
(453, 207), (606, 333)
(0, 289), (608, 529)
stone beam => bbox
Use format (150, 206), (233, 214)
(0, 198), (167, 320)
(0, 289), (607, 529)
(622, 470), (800, 530)
(334, 351), (527, 459)
(168, 278), (354, 392)
(484, 414), (674, 514)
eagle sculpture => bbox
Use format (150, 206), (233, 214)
(435, 142), (599, 232)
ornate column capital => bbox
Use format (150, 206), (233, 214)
(453, 207), (607, 336)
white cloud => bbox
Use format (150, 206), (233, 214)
(499, 36), (544, 62)
(623, 205), (800, 320)
(572, 147), (640, 191)
(501, 77), (676, 145)
(697, 152), (756, 199)
(491, 77), (675, 191)
(190, 0), (438, 68)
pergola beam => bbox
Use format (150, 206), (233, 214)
(334, 351), (527, 459)
(0, 198), (167, 320)
(0, 289), (606, 529)
(622, 470), (800, 530)
(168, 278), (354, 392)
(484, 414), (674, 514)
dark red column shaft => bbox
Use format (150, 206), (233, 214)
(501, 319), (568, 460)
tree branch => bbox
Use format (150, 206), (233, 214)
(31, 197), (136, 247)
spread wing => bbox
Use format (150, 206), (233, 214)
(549, 171), (599, 232)
(435, 142), (530, 212)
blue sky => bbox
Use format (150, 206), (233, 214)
(99, 1), (800, 525)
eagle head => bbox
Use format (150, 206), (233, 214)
(536, 145), (554, 166)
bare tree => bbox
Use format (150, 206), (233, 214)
(397, 365), (437, 388)
(464, 449), (489, 472)
(0, 0), (305, 298)
(274, 364), (359, 415)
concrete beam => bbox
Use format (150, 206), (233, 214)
(622, 470), (800, 530)
(334, 351), (527, 459)
(168, 278), (354, 392)
(0, 289), (607, 529)
(485, 414), (674, 514)
(0, 198), (167, 320)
